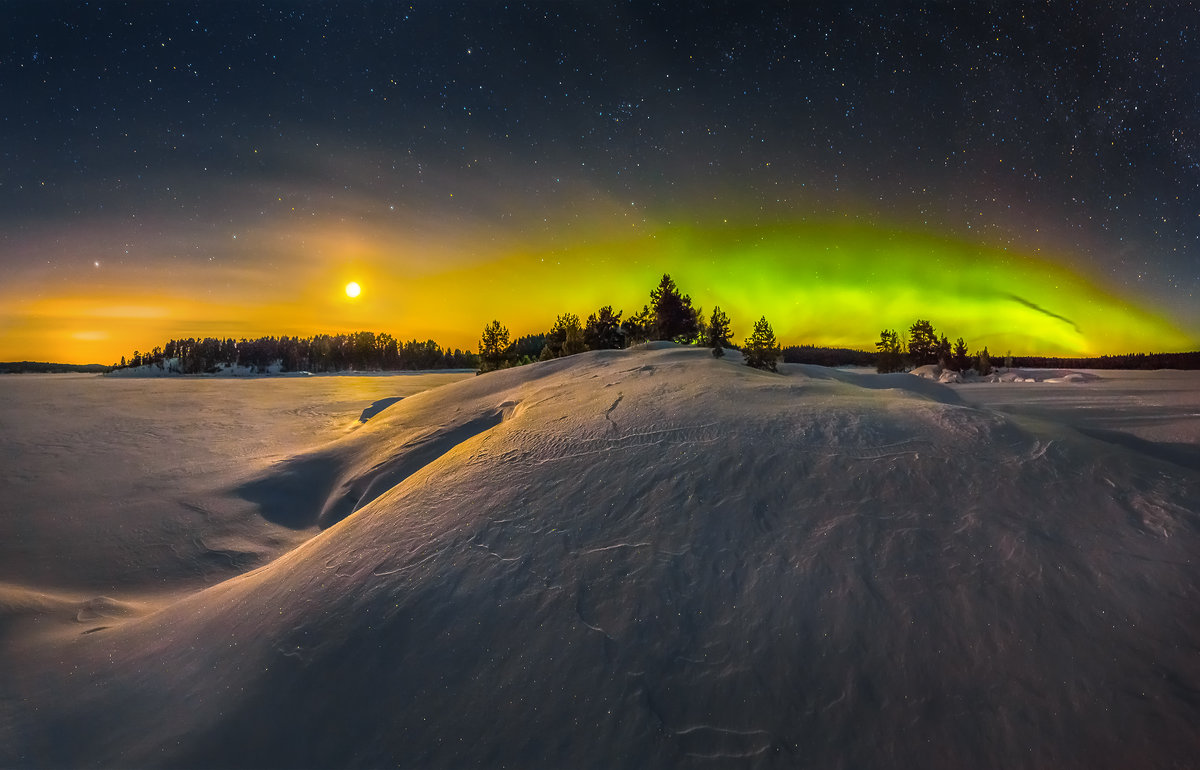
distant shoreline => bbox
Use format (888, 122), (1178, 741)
(6, 344), (1200, 375)
(104, 368), (477, 379)
(0, 362), (475, 377)
(0, 361), (108, 374)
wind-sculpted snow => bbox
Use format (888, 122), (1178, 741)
(239, 403), (518, 529)
(3, 349), (1200, 769)
(357, 396), (404, 423)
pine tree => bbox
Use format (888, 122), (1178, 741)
(584, 306), (624, 350)
(936, 334), (952, 369)
(623, 305), (653, 346)
(543, 313), (584, 358)
(563, 321), (586, 356)
(907, 319), (938, 366)
(952, 337), (970, 372)
(875, 329), (904, 373)
(706, 306), (733, 357)
(649, 273), (699, 342)
(478, 320), (511, 373)
(743, 316), (781, 372)
(975, 346), (992, 376)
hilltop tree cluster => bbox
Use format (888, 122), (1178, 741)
(875, 320), (992, 375)
(479, 273), (781, 373)
(112, 333), (478, 374)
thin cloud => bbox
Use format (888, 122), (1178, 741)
(1004, 293), (1082, 334)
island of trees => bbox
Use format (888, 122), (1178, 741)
(103, 272), (1200, 376)
(110, 333), (477, 374)
(873, 319), (1200, 374)
(477, 274), (781, 373)
(0, 361), (109, 374)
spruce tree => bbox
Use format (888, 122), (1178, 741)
(584, 306), (624, 350)
(543, 313), (584, 358)
(743, 316), (781, 372)
(936, 334), (952, 369)
(623, 305), (653, 346)
(975, 346), (992, 376)
(649, 273), (699, 341)
(563, 321), (586, 356)
(952, 337), (970, 372)
(875, 329), (904, 373)
(907, 319), (938, 366)
(706, 306), (733, 357)
(478, 320), (511, 373)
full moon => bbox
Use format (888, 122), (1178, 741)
(345, 281), (361, 298)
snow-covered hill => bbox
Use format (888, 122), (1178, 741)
(4, 346), (1199, 768)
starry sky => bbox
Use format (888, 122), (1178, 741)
(2, 1), (1198, 363)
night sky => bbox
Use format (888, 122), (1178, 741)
(3, 1), (1198, 363)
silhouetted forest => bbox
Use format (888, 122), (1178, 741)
(0, 361), (109, 374)
(1010, 351), (1200, 370)
(782, 346), (874, 367)
(110, 333), (477, 374)
(875, 319), (1200, 373)
(100, 274), (1200, 376)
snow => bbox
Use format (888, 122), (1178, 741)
(106, 357), (297, 377)
(0, 370), (472, 591)
(103, 357), (181, 377)
(909, 363), (1103, 384)
(2, 348), (1199, 768)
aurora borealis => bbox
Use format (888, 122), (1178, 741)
(2, 3), (1197, 363)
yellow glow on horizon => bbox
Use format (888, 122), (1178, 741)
(0, 218), (1195, 364)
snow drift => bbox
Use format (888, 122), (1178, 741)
(3, 346), (1200, 769)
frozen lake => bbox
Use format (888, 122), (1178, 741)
(0, 371), (473, 592)
(954, 369), (1200, 447)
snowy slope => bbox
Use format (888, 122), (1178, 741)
(4, 346), (1200, 769)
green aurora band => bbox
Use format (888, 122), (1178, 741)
(460, 221), (1196, 357)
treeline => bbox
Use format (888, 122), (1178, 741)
(1010, 351), (1200, 370)
(106, 278), (1200, 377)
(0, 361), (109, 374)
(478, 274), (783, 373)
(111, 332), (478, 374)
(782, 346), (874, 367)
(876, 320), (997, 375)
(877, 321), (1200, 373)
